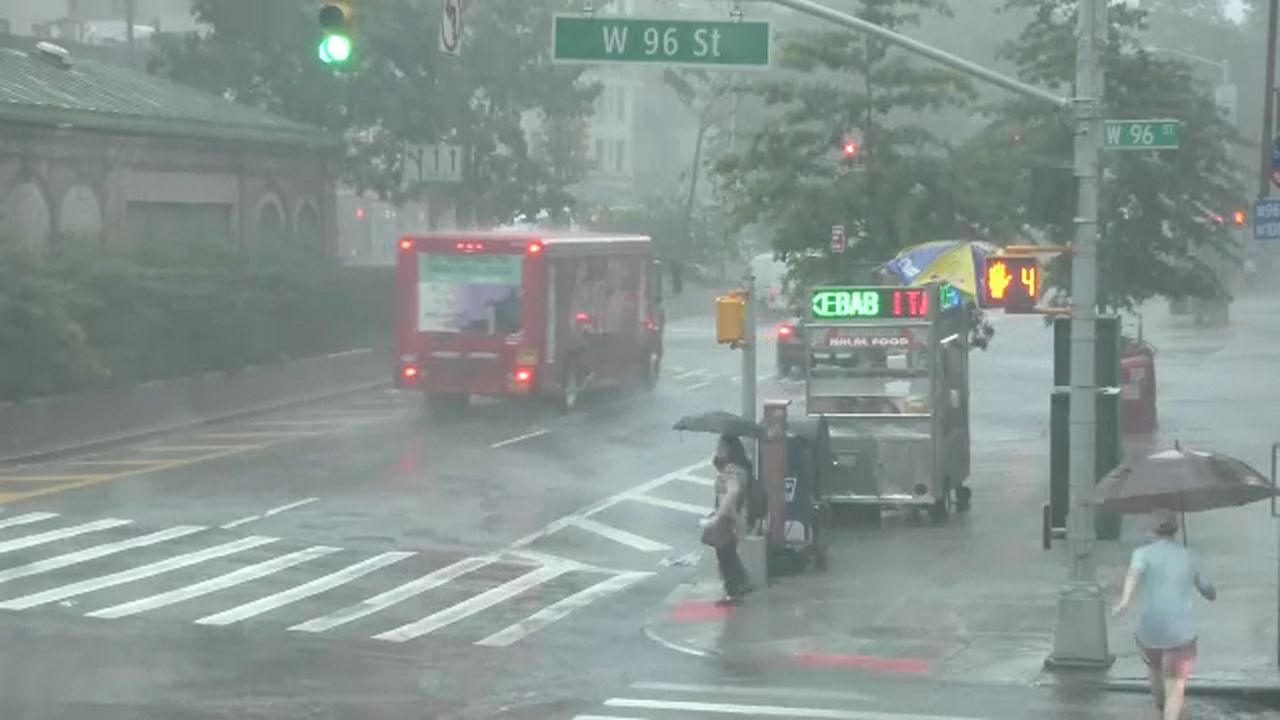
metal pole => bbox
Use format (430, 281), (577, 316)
(1047, 0), (1110, 669)
(768, 0), (1067, 109)
(125, 0), (137, 68)
(743, 273), (757, 426)
(1261, 0), (1278, 199)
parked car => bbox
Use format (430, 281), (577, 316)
(775, 318), (804, 378)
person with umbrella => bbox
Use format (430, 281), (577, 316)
(700, 434), (754, 605)
(1112, 508), (1217, 720)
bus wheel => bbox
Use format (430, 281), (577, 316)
(955, 485), (972, 513)
(559, 360), (583, 412)
(641, 352), (661, 391)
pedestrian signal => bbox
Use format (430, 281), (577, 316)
(981, 255), (1040, 313)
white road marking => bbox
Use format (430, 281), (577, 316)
(604, 698), (983, 719)
(0, 526), (204, 585)
(567, 518), (671, 552)
(491, 428), (550, 449)
(673, 369), (704, 380)
(631, 682), (874, 704)
(573, 716), (648, 720)
(222, 497), (319, 529)
(196, 551), (416, 626)
(0, 536), (277, 610)
(508, 460), (708, 549)
(672, 475), (714, 487)
(626, 494), (706, 515)
(0, 512), (58, 530)
(374, 564), (569, 642)
(684, 381), (713, 391)
(0, 518), (131, 555)
(290, 555), (494, 633)
(477, 571), (651, 647)
(86, 545), (340, 619)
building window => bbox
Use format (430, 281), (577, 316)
(614, 140), (625, 173)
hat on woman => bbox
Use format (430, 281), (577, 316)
(1151, 507), (1179, 535)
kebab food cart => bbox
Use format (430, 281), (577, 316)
(803, 283), (973, 523)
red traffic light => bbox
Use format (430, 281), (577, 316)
(841, 141), (858, 158)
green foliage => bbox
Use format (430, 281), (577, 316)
(0, 243), (391, 402)
(711, 0), (975, 290)
(149, 0), (599, 225)
(994, 0), (1246, 310)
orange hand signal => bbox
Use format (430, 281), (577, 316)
(1020, 266), (1038, 298)
(987, 261), (1013, 300)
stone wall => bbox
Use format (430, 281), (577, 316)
(0, 122), (338, 255)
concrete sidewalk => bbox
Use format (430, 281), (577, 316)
(644, 293), (1280, 702)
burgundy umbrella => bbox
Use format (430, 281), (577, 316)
(1093, 444), (1277, 544)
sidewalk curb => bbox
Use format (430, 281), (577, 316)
(645, 581), (1280, 706)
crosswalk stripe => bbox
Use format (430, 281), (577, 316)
(0, 536), (277, 610)
(0, 512), (59, 530)
(86, 545), (341, 619)
(476, 571), (651, 647)
(0, 526), (205, 585)
(195, 551), (416, 626)
(0, 518), (132, 555)
(290, 555), (494, 633)
(626, 494), (706, 515)
(567, 517), (670, 552)
(374, 564), (569, 642)
(604, 698), (984, 719)
(630, 682), (874, 704)
(573, 716), (648, 720)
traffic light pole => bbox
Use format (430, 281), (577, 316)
(743, 273), (757, 427)
(767, 0), (1111, 668)
(1046, 0), (1111, 669)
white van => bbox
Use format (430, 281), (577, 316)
(751, 253), (790, 314)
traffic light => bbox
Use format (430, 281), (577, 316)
(318, 2), (354, 65)
(716, 291), (748, 345)
(841, 140), (859, 159)
(981, 255), (1041, 313)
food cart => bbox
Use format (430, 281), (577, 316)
(803, 283), (973, 523)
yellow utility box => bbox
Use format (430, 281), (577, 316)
(716, 292), (748, 345)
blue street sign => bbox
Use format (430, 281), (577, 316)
(1255, 198), (1280, 241)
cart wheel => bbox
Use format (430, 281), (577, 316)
(928, 483), (951, 524)
(955, 485), (972, 513)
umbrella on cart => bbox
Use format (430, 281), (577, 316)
(882, 240), (1001, 298)
(673, 410), (762, 438)
(1093, 444), (1278, 544)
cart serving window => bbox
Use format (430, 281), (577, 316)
(805, 324), (932, 416)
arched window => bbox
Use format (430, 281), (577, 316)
(58, 185), (103, 246)
(2, 182), (52, 252)
(295, 199), (321, 249)
(258, 197), (286, 246)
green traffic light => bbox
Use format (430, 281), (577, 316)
(318, 34), (353, 64)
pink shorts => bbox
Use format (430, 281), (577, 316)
(1138, 637), (1197, 679)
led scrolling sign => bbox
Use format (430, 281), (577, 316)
(810, 285), (961, 321)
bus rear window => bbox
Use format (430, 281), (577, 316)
(417, 253), (523, 335)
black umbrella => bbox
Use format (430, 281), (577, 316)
(673, 410), (761, 438)
(1093, 443), (1277, 544)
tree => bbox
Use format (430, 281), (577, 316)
(712, 0), (975, 291)
(150, 0), (599, 225)
(994, 0), (1246, 310)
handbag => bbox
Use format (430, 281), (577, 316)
(699, 512), (735, 548)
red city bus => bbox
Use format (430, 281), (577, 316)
(394, 231), (664, 411)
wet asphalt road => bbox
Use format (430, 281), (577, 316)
(0, 309), (1272, 719)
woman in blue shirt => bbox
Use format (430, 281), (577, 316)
(1113, 508), (1217, 720)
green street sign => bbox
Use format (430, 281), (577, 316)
(552, 15), (770, 68)
(1104, 119), (1181, 150)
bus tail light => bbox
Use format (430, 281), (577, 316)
(399, 362), (421, 385)
(514, 367), (534, 384)
(527, 241), (544, 255)
(398, 238), (414, 252)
